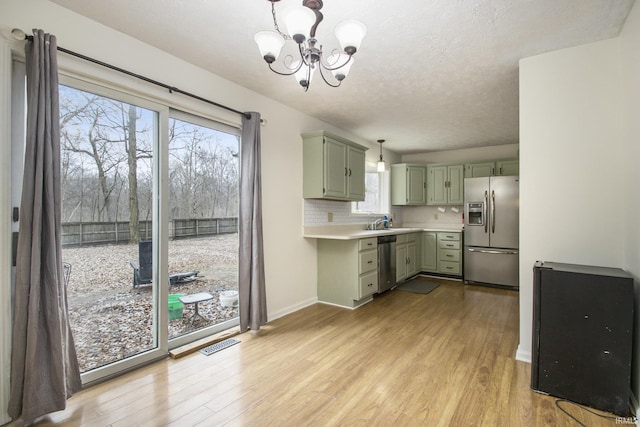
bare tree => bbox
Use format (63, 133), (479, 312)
(127, 104), (140, 243)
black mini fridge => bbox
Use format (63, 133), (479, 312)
(531, 261), (634, 416)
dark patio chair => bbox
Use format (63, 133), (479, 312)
(130, 240), (200, 287)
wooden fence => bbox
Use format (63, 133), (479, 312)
(61, 217), (238, 247)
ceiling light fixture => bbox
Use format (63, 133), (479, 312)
(254, 0), (367, 91)
(377, 139), (386, 172)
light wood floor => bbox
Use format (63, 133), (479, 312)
(10, 279), (622, 426)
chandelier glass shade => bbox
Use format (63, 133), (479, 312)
(254, 0), (367, 91)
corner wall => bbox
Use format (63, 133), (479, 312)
(619, 1), (640, 411)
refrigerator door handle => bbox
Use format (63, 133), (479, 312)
(467, 248), (519, 255)
(491, 190), (496, 234)
(483, 191), (488, 234)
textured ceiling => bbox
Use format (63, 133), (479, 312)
(50, 0), (635, 153)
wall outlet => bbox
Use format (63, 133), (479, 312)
(434, 213), (438, 220)
(327, 212), (333, 222)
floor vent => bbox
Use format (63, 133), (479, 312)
(199, 338), (240, 356)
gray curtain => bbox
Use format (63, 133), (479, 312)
(8, 29), (82, 423)
(239, 112), (267, 332)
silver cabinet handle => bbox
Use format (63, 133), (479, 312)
(483, 191), (488, 234)
(491, 190), (496, 234)
(467, 248), (519, 255)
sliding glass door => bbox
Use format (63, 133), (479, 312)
(57, 77), (169, 383)
(11, 66), (241, 384)
(166, 111), (239, 345)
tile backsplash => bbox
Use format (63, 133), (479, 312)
(304, 199), (403, 226)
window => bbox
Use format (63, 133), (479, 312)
(352, 163), (389, 215)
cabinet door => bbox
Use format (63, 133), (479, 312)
(323, 137), (348, 199)
(465, 162), (494, 178)
(421, 232), (437, 271)
(496, 160), (519, 176)
(347, 146), (366, 200)
(396, 244), (407, 282)
(447, 165), (464, 205)
(407, 242), (417, 277)
(407, 166), (426, 205)
(358, 270), (378, 299)
(427, 165), (447, 205)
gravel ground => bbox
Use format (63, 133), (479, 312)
(63, 234), (239, 372)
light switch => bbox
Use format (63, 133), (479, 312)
(327, 212), (333, 222)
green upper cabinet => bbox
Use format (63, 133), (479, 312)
(391, 164), (426, 205)
(464, 162), (494, 178)
(427, 164), (464, 205)
(302, 131), (368, 201)
(346, 146), (366, 200)
(465, 159), (519, 177)
(495, 159), (519, 176)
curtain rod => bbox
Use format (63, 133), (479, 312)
(20, 30), (252, 120)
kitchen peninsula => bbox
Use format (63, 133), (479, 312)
(305, 225), (463, 308)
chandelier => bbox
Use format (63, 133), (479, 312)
(254, 0), (367, 91)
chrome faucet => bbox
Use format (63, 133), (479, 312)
(371, 217), (386, 230)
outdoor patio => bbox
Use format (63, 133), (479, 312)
(63, 233), (239, 372)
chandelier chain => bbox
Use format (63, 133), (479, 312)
(271, 2), (291, 40)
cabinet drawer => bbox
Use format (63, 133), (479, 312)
(439, 261), (461, 275)
(406, 233), (417, 243)
(359, 238), (377, 251)
(439, 248), (460, 262)
(396, 234), (408, 244)
(359, 250), (378, 273)
(437, 232), (460, 241)
(359, 270), (378, 299)
(438, 240), (460, 250)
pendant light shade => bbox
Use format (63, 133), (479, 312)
(292, 60), (315, 88)
(377, 139), (386, 172)
(327, 53), (354, 81)
(335, 20), (368, 54)
(254, 30), (285, 62)
(282, 6), (317, 43)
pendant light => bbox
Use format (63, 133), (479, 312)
(377, 139), (386, 172)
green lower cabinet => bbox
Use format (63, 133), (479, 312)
(397, 233), (420, 282)
(421, 232), (437, 271)
(396, 242), (408, 283)
(317, 238), (378, 308)
(421, 231), (462, 278)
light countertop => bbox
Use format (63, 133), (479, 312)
(303, 224), (463, 240)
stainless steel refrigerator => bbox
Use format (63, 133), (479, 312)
(463, 176), (519, 288)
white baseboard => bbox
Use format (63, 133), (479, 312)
(515, 345), (531, 363)
(267, 297), (318, 322)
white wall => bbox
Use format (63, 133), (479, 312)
(518, 3), (640, 410)
(619, 1), (640, 408)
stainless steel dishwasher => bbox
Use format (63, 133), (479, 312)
(377, 235), (397, 293)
